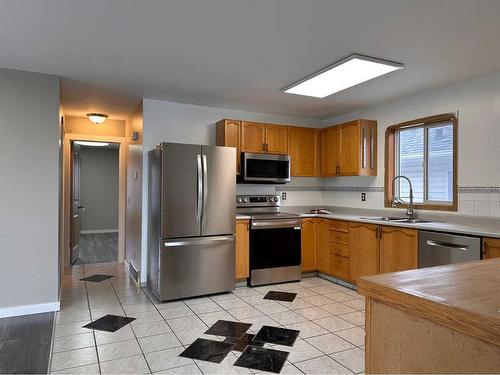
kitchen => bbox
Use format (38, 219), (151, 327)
(1, 1), (500, 374)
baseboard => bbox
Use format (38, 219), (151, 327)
(80, 229), (119, 234)
(0, 301), (60, 318)
(318, 272), (357, 290)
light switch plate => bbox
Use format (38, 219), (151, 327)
(282, 192), (287, 200)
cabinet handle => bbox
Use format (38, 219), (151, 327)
(370, 128), (375, 169)
(482, 242), (487, 259)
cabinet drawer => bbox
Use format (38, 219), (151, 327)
(330, 255), (349, 280)
(331, 242), (349, 257)
(330, 231), (349, 244)
(330, 220), (349, 233)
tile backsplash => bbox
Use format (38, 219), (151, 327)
(276, 186), (500, 218)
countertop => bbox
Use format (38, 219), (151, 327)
(237, 206), (500, 238)
(357, 258), (500, 346)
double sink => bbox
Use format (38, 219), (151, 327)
(360, 216), (433, 224)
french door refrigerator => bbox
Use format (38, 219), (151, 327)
(147, 142), (236, 301)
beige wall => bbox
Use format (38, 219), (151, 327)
(125, 103), (143, 276)
(0, 69), (60, 316)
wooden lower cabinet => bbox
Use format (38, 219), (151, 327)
(300, 218), (317, 272)
(316, 219), (331, 274)
(330, 254), (349, 280)
(379, 226), (418, 273)
(235, 219), (249, 280)
(349, 222), (379, 284)
(483, 237), (500, 259)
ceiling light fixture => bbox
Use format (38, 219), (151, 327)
(86, 113), (109, 125)
(74, 141), (110, 147)
(283, 54), (404, 98)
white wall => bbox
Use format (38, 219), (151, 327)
(140, 99), (320, 281)
(79, 146), (119, 232)
(0, 69), (60, 316)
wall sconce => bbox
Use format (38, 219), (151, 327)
(86, 113), (109, 125)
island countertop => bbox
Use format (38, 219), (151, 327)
(357, 258), (500, 347)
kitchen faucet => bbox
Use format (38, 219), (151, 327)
(392, 175), (416, 219)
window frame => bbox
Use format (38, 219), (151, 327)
(384, 113), (458, 211)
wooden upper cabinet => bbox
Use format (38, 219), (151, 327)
(321, 119), (377, 177)
(301, 218), (317, 272)
(316, 219), (331, 274)
(235, 219), (250, 279)
(349, 222), (379, 284)
(483, 237), (500, 259)
(339, 121), (360, 175)
(216, 119), (241, 174)
(241, 121), (266, 153)
(265, 124), (288, 154)
(379, 226), (418, 273)
(320, 126), (340, 176)
(288, 127), (319, 176)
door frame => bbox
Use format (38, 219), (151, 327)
(63, 133), (126, 271)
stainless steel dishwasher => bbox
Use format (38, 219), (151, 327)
(419, 230), (481, 268)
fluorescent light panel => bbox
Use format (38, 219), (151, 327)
(75, 141), (110, 147)
(284, 54), (404, 98)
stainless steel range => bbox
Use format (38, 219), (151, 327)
(237, 195), (301, 286)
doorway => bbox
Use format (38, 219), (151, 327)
(70, 140), (120, 265)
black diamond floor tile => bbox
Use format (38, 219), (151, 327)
(253, 325), (300, 347)
(80, 274), (114, 282)
(83, 314), (136, 333)
(205, 320), (252, 339)
(223, 333), (264, 352)
(234, 346), (289, 374)
(180, 338), (234, 364)
(263, 291), (297, 302)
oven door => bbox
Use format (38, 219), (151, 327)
(242, 153), (290, 183)
(250, 219), (301, 271)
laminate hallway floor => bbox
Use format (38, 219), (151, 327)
(75, 233), (118, 265)
(51, 263), (366, 374)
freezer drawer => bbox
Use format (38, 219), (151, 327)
(156, 235), (235, 301)
(419, 231), (481, 268)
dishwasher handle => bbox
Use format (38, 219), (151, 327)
(426, 239), (469, 251)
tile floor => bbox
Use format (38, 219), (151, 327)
(50, 263), (366, 374)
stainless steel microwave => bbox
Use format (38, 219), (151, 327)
(240, 152), (291, 184)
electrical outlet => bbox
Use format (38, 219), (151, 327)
(361, 192), (366, 201)
(282, 192), (287, 200)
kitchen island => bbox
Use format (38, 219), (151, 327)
(357, 258), (500, 373)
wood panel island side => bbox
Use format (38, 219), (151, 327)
(357, 258), (500, 374)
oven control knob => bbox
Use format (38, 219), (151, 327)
(242, 197), (248, 203)
(237, 197), (242, 203)
(273, 196), (279, 202)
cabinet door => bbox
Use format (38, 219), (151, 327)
(301, 218), (317, 272)
(235, 220), (249, 279)
(241, 121), (265, 153)
(360, 120), (377, 176)
(339, 121), (360, 175)
(483, 237), (500, 259)
(265, 124), (288, 154)
(380, 226), (418, 273)
(321, 126), (340, 176)
(216, 119), (241, 174)
(288, 127), (318, 176)
(316, 219), (331, 274)
(349, 222), (379, 284)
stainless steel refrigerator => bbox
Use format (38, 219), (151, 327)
(147, 142), (236, 301)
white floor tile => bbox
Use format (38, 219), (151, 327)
(306, 333), (355, 354)
(138, 332), (182, 353)
(97, 339), (142, 362)
(50, 347), (98, 372)
(295, 355), (352, 374)
(132, 320), (172, 338)
(145, 347), (194, 373)
(335, 327), (365, 346)
(331, 347), (365, 373)
(100, 354), (150, 374)
(53, 333), (95, 353)
(314, 316), (356, 332)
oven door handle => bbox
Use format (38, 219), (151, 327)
(251, 219), (301, 230)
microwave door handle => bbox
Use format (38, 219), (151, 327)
(202, 154), (208, 224)
(197, 154), (202, 222)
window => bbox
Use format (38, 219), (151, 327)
(385, 114), (457, 211)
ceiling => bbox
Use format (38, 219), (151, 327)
(2, 0), (500, 120)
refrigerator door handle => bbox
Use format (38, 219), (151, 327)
(163, 235), (235, 247)
(197, 154), (203, 222)
(202, 154), (208, 224)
